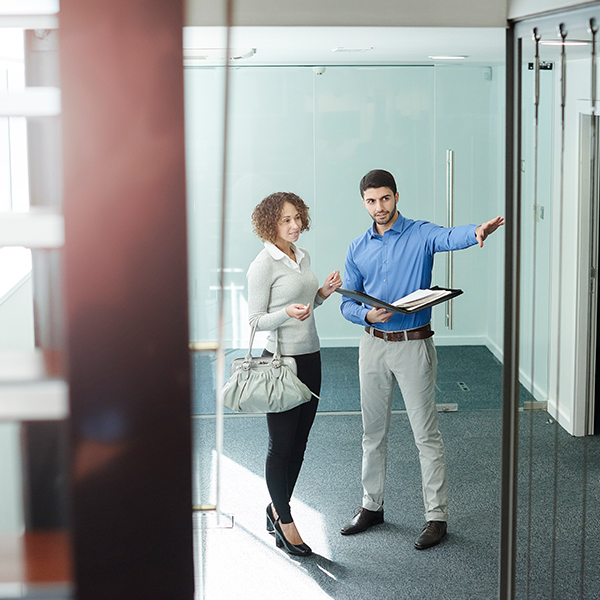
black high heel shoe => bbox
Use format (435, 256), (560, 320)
(273, 520), (312, 556)
(266, 504), (276, 533)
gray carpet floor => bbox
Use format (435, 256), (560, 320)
(192, 409), (600, 599)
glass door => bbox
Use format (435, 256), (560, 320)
(186, 52), (508, 598)
(505, 7), (600, 597)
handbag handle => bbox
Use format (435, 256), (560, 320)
(246, 321), (282, 358)
(243, 321), (283, 373)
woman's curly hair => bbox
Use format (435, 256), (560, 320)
(251, 192), (311, 243)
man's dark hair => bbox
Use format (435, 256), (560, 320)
(359, 169), (397, 197)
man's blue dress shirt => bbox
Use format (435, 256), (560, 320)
(341, 212), (478, 331)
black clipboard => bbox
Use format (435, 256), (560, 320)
(335, 285), (463, 315)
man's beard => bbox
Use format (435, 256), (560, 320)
(372, 207), (397, 226)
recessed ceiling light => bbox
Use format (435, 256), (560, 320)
(428, 55), (468, 60)
(540, 40), (588, 46)
(332, 47), (373, 53)
(183, 48), (256, 61)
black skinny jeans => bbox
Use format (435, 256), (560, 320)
(262, 349), (321, 524)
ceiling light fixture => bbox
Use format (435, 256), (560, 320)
(540, 40), (588, 46)
(428, 55), (468, 60)
(183, 48), (256, 61)
(332, 47), (373, 53)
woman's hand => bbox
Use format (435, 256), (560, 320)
(318, 270), (343, 299)
(286, 303), (311, 321)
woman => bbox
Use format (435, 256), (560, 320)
(247, 192), (342, 556)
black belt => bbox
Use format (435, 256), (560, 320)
(364, 323), (434, 342)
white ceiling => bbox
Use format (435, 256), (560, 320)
(183, 26), (508, 66)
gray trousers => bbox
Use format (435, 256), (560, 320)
(359, 331), (448, 522)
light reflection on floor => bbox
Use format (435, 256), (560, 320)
(194, 452), (336, 600)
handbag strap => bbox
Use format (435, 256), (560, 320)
(245, 322), (258, 361)
(246, 321), (282, 360)
(240, 322), (282, 379)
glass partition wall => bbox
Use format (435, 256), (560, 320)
(505, 5), (600, 599)
(186, 55), (507, 598)
(187, 65), (505, 350)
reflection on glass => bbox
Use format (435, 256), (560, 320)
(187, 60), (509, 597)
(186, 65), (505, 349)
(515, 20), (600, 599)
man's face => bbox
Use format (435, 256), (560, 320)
(362, 186), (399, 226)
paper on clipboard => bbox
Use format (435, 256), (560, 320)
(335, 286), (462, 315)
(391, 288), (453, 311)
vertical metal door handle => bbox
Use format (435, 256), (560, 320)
(446, 149), (454, 329)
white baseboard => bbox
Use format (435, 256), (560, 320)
(517, 368), (549, 403)
(286, 335), (547, 408)
(483, 337), (550, 404)
(546, 398), (574, 435)
(483, 337), (549, 402)
(485, 338), (503, 363)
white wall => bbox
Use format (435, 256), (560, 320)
(0, 276), (34, 350)
(488, 65), (507, 358)
(545, 57), (598, 436)
(518, 50), (600, 436)
(187, 0), (508, 27)
(0, 30), (29, 534)
(431, 65), (506, 350)
(546, 56), (579, 434)
(518, 62), (554, 404)
(0, 276), (33, 532)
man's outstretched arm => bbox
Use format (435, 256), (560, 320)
(475, 216), (505, 248)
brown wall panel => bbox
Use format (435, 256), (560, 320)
(60, 1), (194, 598)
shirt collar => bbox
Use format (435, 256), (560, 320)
(264, 241), (305, 270)
(368, 210), (407, 238)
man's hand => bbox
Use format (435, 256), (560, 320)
(475, 216), (505, 248)
(366, 307), (393, 324)
(286, 303), (311, 321)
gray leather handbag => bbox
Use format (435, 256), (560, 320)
(222, 323), (315, 413)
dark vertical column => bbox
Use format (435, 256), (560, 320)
(60, 1), (194, 599)
(499, 25), (521, 600)
(596, 283), (600, 431)
(596, 115), (600, 435)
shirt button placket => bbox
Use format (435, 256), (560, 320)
(383, 242), (388, 286)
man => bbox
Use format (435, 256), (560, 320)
(340, 169), (503, 550)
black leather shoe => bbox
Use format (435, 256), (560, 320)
(340, 507), (384, 535)
(273, 520), (312, 556)
(414, 520), (447, 550)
